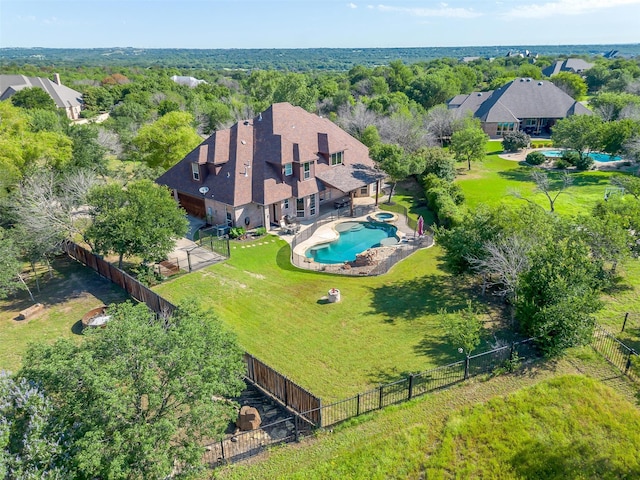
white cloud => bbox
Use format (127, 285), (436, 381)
(347, 2), (358, 8)
(502, 0), (640, 20)
(372, 3), (482, 18)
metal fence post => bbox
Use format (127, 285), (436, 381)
(408, 374), (414, 400)
(294, 416), (300, 442)
(379, 385), (384, 409)
(622, 312), (629, 332)
(464, 355), (470, 380)
(186, 249), (192, 272)
(356, 393), (361, 416)
(625, 350), (633, 374)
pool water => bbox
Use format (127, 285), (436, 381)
(543, 150), (622, 162)
(305, 221), (398, 264)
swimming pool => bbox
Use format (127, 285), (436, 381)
(543, 150), (622, 162)
(305, 221), (398, 264)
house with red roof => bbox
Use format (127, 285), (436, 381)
(448, 77), (592, 138)
(156, 103), (385, 230)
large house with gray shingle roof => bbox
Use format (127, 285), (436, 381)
(542, 59), (594, 77)
(448, 77), (592, 138)
(0, 74), (83, 119)
(156, 102), (385, 230)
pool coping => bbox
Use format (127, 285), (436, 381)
(292, 214), (406, 261)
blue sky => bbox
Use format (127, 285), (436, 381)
(2, 0), (640, 49)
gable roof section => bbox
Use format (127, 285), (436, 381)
(0, 74), (82, 108)
(157, 102), (379, 208)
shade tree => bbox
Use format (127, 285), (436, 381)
(18, 300), (246, 479)
(85, 179), (188, 268)
(450, 126), (489, 170)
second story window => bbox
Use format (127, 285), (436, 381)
(330, 151), (343, 166)
(303, 162), (311, 180)
(191, 163), (200, 181)
(284, 163), (293, 176)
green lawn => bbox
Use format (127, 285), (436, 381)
(214, 350), (640, 480)
(458, 141), (618, 215)
(154, 238), (506, 402)
(0, 256), (129, 373)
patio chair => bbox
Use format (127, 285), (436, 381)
(280, 219), (296, 235)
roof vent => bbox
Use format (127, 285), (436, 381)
(538, 81), (543, 86)
(526, 78), (531, 82)
(477, 92), (482, 96)
(241, 140), (246, 145)
(520, 78), (524, 82)
(258, 113), (262, 121)
(243, 121), (249, 126)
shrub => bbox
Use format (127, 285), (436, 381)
(255, 227), (267, 236)
(229, 227), (246, 239)
(561, 150), (581, 166)
(132, 264), (163, 286)
(526, 151), (546, 165)
(502, 131), (530, 152)
(574, 154), (594, 171)
(555, 159), (570, 169)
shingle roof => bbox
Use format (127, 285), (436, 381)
(542, 59), (595, 77)
(448, 78), (592, 123)
(0, 74), (82, 109)
(157, 102), (380, 208)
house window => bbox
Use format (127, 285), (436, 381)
(497, 122), (515, 135)
(284, 163), (293, 176)
(310, 194), (316, 216)
(360, 186), (368, 195)
(296, 198), (305, 217)
(191, 163), (200, 181)
(330, 151), (343, 166)
(303, 162), (311, 180)
(283, 198), (289, 210)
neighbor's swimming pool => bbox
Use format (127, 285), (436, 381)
(305, 221), (398, 264)
(543, 150), (622, 162)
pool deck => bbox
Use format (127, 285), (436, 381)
(290, 209), (417, 259)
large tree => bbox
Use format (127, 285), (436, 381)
(132, 111), (202, 170)
(450, 126), (489, 171)
(18, 300), (246, 479)
(370, 143), (425, 203)
(85, 179), (189, 268)
(10, 87), (57, 111)
(551, 114), (603, 159)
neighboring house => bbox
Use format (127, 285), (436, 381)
(448, 77), (592, 138)
(170, 75), (208, 88)
(542, 58), (594, 77)
(0, 73), (83, 119)
(157, 102), (385, 230)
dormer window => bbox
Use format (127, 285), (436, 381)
(284, 163), (293, 176)
(191, 163), (200, 181)
(330, 151), (344, 166)
(303, 162), (311, 180)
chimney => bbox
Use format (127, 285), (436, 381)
(53, 73), (61, 85)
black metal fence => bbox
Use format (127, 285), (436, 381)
(305, 337), (537, 428)
(591, 324), (640, 383)
(196, 229), (231, 258)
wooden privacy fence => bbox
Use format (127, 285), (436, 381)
(62, 241), (176, 317)
(245, 353), (322, 426)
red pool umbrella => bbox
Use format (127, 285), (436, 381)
(417, 215), (424, 236)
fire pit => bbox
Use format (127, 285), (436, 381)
(81, 305), (111, 329)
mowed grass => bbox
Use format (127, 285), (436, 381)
(213, 350), (640, 480)
(154, 238), (502, 401)
(0, 256), (129, 372)
(457, 141), (618, 215)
